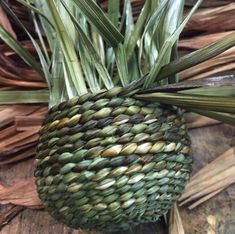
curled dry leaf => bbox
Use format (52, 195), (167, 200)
(0, 179), (42, 209)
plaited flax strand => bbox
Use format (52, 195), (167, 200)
(35, 87), (192, 232)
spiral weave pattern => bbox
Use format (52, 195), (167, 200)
(35, 87), (192, 232)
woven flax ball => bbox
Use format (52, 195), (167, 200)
(34, 87), (192, 232)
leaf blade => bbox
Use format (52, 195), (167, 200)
(0, 25), (43, 77)
(126, 0), (151, 61)
(0, 90), (49, 104)
(45, 0), (87, 95)
(158, 31), (235, 80)
(115, 44), (129, 86)
(70, 0), (124, 47)
(145, 0), (203, 88)
(61, 0), (113, 89)
(189, 109), (235, 127)
(135, 92), (235, 114)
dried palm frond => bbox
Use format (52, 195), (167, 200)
(179, 147), (235, 209)
(0, 179), (42, 208)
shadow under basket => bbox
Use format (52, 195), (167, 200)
(34, 87), (192, 232)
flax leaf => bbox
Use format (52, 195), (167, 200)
(135, 92), (235, 114)
(0, 25), (43, 77)
(115, 44), (129, 86)
(0, 90), (49, 104)
(126, 0), (151, 61)
(158, 32), (235, 80)
(145, 0), (203, 88)
(61, 0), (113, 89)
(70, 0), (124, 47)
(45, 0), (87, 95)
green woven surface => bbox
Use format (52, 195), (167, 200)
(35, 87), (192, 232)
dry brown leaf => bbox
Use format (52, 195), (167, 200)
(179, 53), (235, 80)
(0, 105), (48, 164)
(0, 146), (36, 165)
(189, 147), (235, 181)
(185, 3), (235, 33)
(0, 40), (38, 55)
(180, 62), (230, 81)
(182, 62), (235, 81)
(0, 6), (16, 39)
(188, 187), (225, 209)
(0, 105), (46, 165)
(0, 126), (17, 141)
(15, 116), (44, 131)
(0, 54), (43, 82)
(185, 0), (232, 7)
(181, 166), (235, 204)
(185, 112), (220, 129)
(0, 143), (36, 166)
(0, 106), (40, 129)
(0, 77), (47, 88)
(179, 147), (235, 208)
(179, 33), (235, 80)
(179, 31), (234, 50)
(0, 129), (38, 149)
(187, 116), (220, 129)
(0, 179), (42, 209)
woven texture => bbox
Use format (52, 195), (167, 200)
(35, 87), (192, 232)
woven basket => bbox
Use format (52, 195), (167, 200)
(35, 87), (192, 232)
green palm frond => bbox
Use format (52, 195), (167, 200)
(0, 0), (235, 126)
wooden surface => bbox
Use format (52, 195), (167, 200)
(0, 124), (234, 234)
